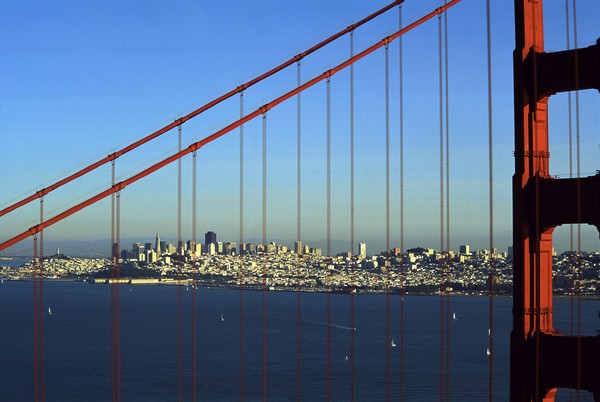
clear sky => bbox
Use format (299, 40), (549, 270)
(1, 0), (598, 256)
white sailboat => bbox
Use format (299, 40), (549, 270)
(391, 338), (397, 347)
(486, 347), (491, 356)
(48, 307), (52, 316)
(452, 312), (456, 320)
(220, 313), (225, 322)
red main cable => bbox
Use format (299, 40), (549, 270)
(0, 0), (462, 254)
(0, 0), (405, 220)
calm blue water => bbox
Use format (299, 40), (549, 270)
(0, 282), (597, 401)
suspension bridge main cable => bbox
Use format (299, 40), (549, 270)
(0, 1), (406, 221)
(0, 0), (463, 253)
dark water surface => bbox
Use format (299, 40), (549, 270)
(0, 281), (597, 401)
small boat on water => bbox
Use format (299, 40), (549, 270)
(391, 339), (397, 347)
(452, 312), (456, 320)
(221, 313), (225, 322)
(48, 307), (52, 316)
(486, 347), (491, 356)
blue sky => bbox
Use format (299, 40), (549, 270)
(1, 0), (598, 256)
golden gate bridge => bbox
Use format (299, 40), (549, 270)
(0, 0), (598, 401)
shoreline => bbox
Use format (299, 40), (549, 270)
(3, 278), (598, 300)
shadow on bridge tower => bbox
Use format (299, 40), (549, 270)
(511, 0), (600, 401)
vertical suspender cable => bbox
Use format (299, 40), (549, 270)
(239, 91), (245, 402)
(564, 1), (576, 398)
(485, 0), (495, 400)
(192, 148), (197, 402)
(443, 5), (451, 399)
(296, 60), (303, 402)
(572, 0), (582, 396)
(349, 30), (356, 402)
(398, 5), (405, 401)
(116, 190), (121, 402)
(384, 42), (391, 402)
(261, 111), (268, 402)
(437, 11), (446, 402)
(177, 124), (183, 402)
(111, 160), (117, 402)
(326, 76), (332, 402)
(39, 198), (45, 402)
(33, 233), (39, 402)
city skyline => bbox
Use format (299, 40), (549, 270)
(0, 227), (532, 259)
(1, 1), (599, 256)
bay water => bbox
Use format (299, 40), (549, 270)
(0, 281), (597, 401)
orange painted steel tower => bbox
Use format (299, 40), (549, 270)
(511, 1), (599, 401)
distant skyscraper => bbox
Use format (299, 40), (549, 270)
(155, 230), (161, 258)
(294, 241), (303, 255)
(358, 242), (367, 259)
(459, 244), (470, 255)
(205, 231), (217, 250)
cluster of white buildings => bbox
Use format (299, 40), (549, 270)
(3, 236), (594, 296)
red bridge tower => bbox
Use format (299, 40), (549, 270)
(511, 0), (600, 401)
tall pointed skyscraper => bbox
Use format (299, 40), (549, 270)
(155, 230), (161, 258)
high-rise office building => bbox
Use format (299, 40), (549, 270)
(358, 242), (367, 259)
(155, 230), (161, 258)
(294, 241), (303, 255)
(205, 231), (217, 250)
(459, 244), (470, 254)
